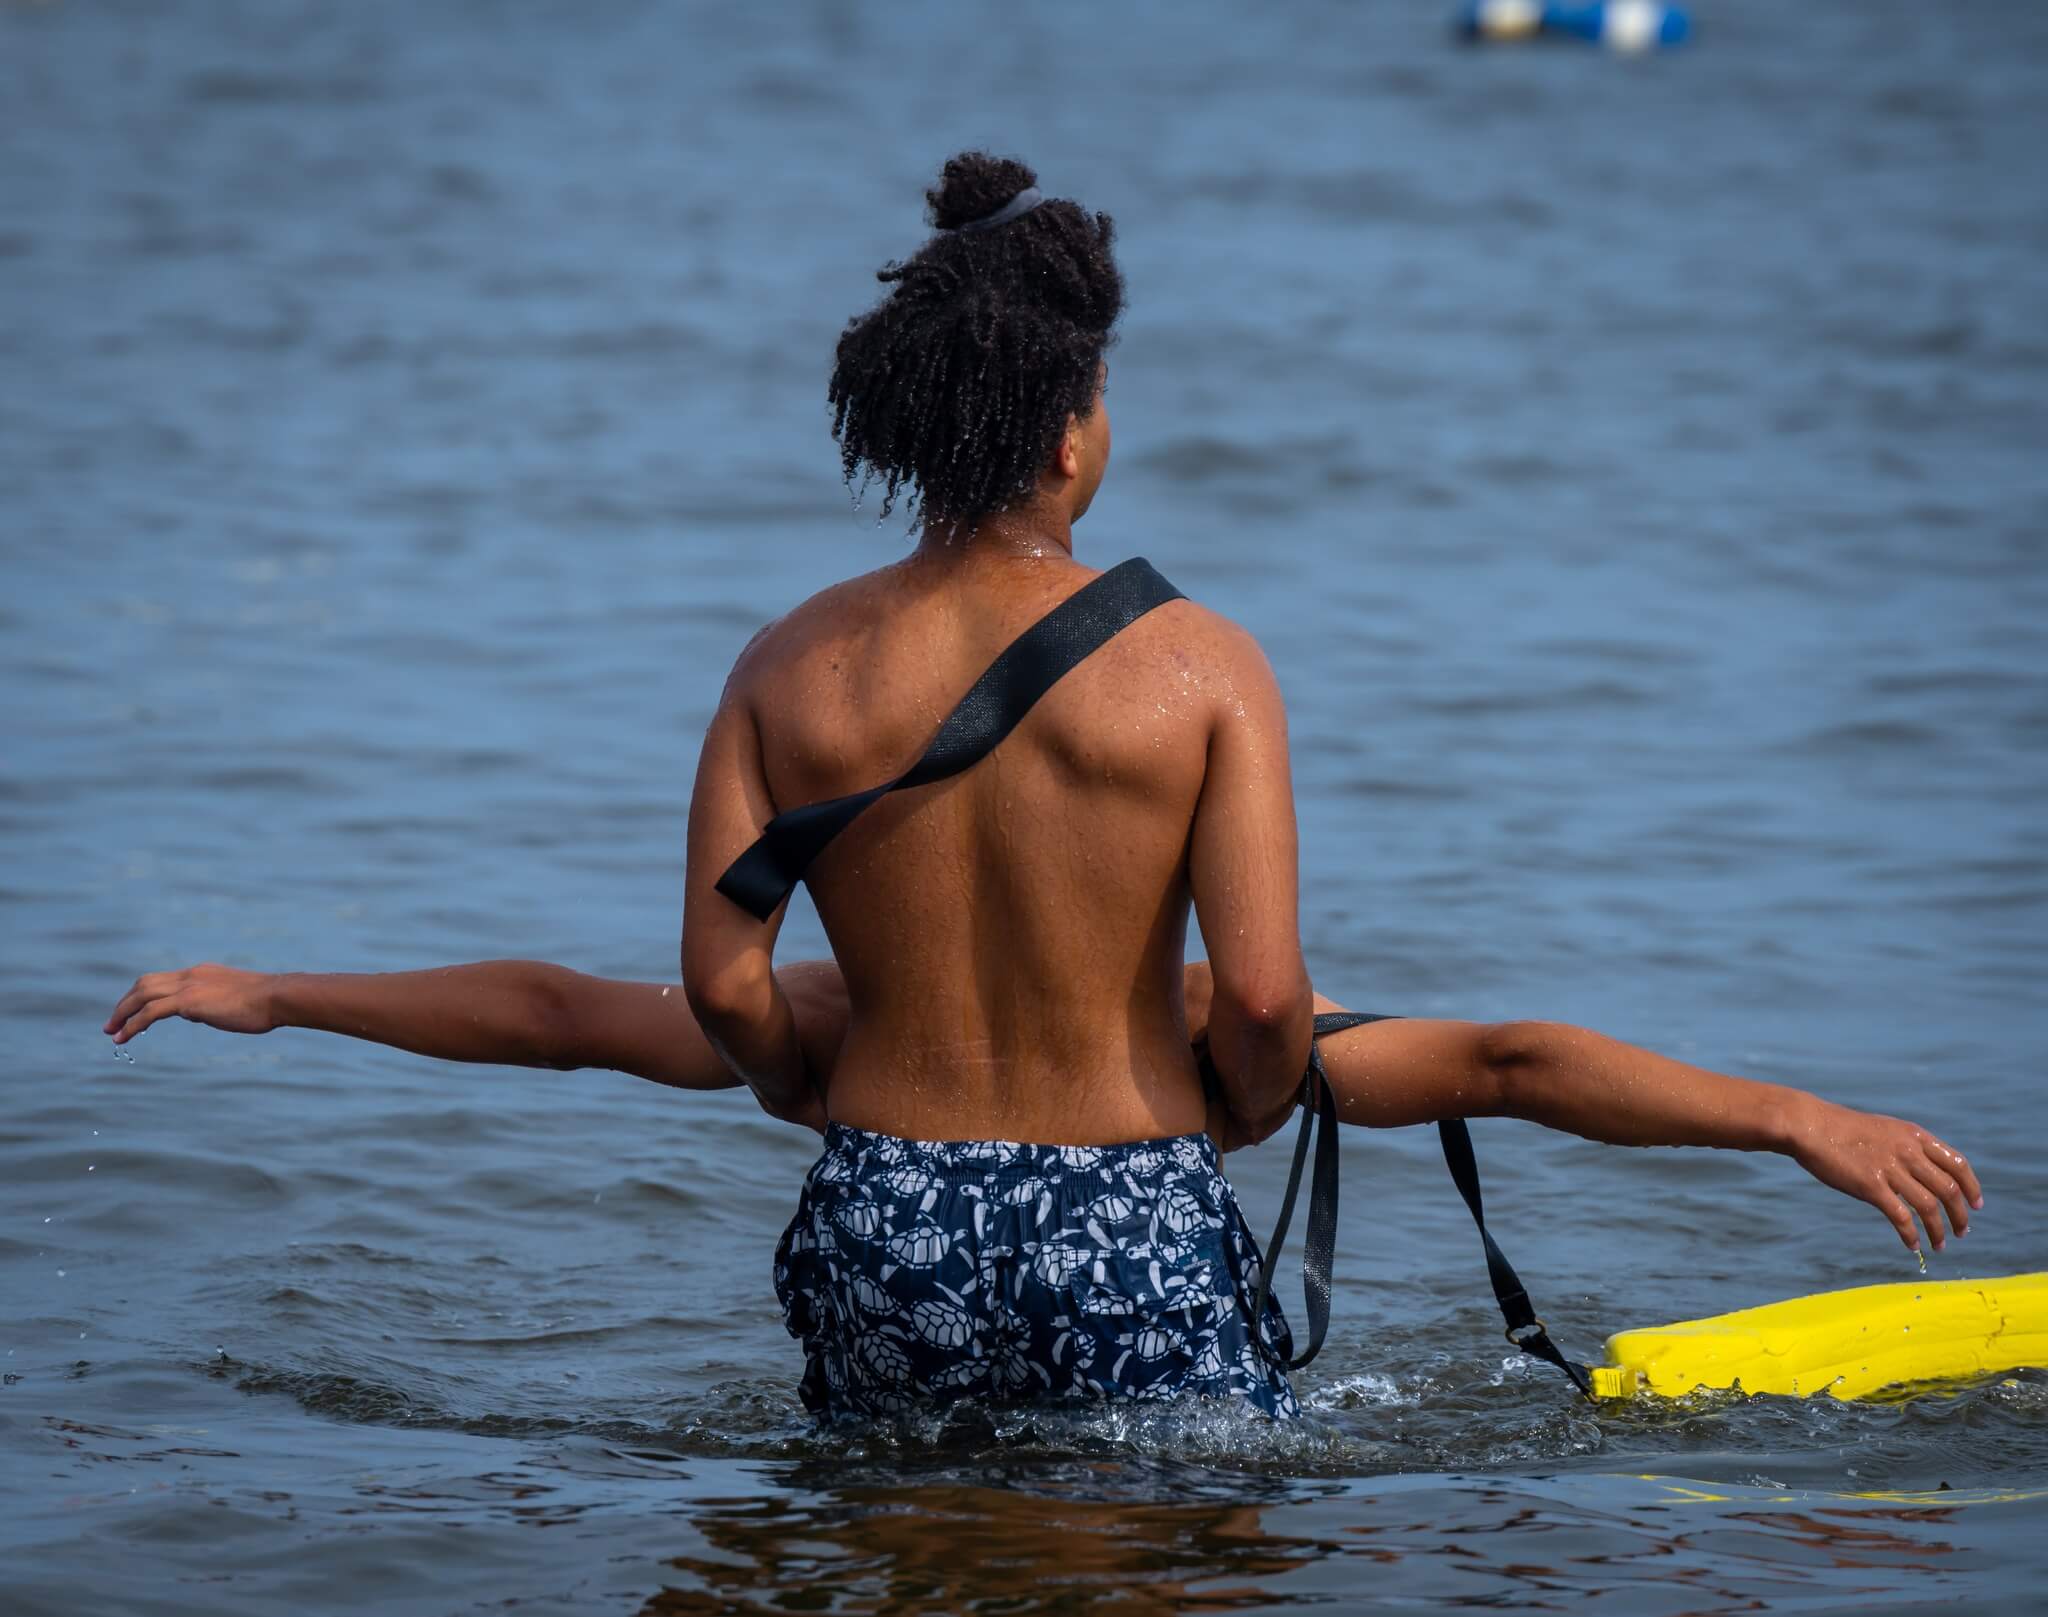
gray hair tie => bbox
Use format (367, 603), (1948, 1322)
(942, 187), (1044, 235)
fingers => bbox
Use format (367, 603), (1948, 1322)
(115, 992), (187, 1045)
(1873, 1179), (1922, 1252)
(105, 973), (165, 1035)
(1926, 1136), (1983, 1211)
(1906, 1147), (1972, 1243)
(107, 972), (179, 1043)
(1887, 1167), (1948, 1252)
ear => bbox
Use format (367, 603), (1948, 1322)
(1053, 414), (1082, 480)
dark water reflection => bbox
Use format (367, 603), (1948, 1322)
(20, 1397), (2037, 1614)
(607, 1463), (2043, 1614)
(648, 1467), (1330, 1616)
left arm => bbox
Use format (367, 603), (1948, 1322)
(104, 958), (852, 1114)
(681, 672), (816, 1127)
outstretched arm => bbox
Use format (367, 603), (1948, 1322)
(110, 956), (1984, 1254)
(1183, 962), (1982, 1255)
(104, 959), (851, 1118)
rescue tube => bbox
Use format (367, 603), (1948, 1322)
(1456, 1), (1692, 52)
(1589, 1273), (2048, 1400)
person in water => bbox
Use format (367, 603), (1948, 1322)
(106, 153), (1982, 1421)
(678, 152), (1317, 1416)
(106, 955), (1981, 1248)
(104, 955), (1981, 1343)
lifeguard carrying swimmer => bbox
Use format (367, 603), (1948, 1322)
(107, 153), (1981, 1422)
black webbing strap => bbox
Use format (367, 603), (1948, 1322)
(715, 558), (1185, 921)
(1437, 1116), (1593, 1398)
(1251, 1011), (1591, 1397)
(1249, 1010), (1394, 1370)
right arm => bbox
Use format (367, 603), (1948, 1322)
(680, 662), (817, 1126)
(1185, 620), (1315, 1145)
(1340, 1017), (1982, 1254)
(1181, 963), (1981, 1255)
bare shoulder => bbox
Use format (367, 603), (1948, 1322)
(1140, 595), (1284, 712)
(720, 568), (898, 699)
(1184, 599), (1276, 673)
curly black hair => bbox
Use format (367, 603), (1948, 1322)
(828, 152), (1125, 533)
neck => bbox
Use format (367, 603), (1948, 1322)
(916, 500), (1074, 563)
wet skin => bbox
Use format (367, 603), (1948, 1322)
(681, 381), (1315, 1148)
(96, 396), (1985, 1260)
(107, 958), (1983, 1255)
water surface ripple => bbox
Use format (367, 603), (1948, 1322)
(5, 0), (2046, 1610)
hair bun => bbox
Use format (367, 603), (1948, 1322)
(927, 151), (1040, 232)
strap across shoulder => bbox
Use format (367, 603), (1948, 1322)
(715, 557), (1185, 921)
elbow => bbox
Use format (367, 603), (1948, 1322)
(1208, 964), (1314, 1099)
(526, 970), (586, 1071)
(1210, 965), (1312, 1042)
(461, 960), (585, 1071)
(1249, 986), (1314, 1046)
(1475, 1020), (1558, 1114)
(682, 951), (775, 1042)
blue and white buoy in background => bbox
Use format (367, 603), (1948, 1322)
(1456, 1), (1692, 53)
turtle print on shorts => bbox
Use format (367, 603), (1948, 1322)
(774, 1124), (1299, 1421)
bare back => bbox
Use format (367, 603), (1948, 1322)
(685, 548), (1299, 1144)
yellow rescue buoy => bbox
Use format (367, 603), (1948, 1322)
(1589, 1273), (2048, 1401)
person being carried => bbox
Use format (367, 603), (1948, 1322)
(104, 954), (1982, 1265)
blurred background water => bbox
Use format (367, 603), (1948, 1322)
(5, 0), (2047, 1611)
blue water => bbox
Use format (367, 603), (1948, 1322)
(5, 1), (2047, 1610)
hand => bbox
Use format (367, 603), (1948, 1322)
(1206, 1094), (1245, 1155)
(752, 1077), (830, 1137)
(1788, 1097), (1983, 1253)
(104, 964), (280, 1045)
(1182, 960), (1216, 1046)
(1193, 1029), (1305, 1155)
(1210, 1089), (1304, 1155)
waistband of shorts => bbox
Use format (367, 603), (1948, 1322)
(819, 1122), (1219, 1187)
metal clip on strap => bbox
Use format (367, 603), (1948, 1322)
(1437, 1113), (1593, 1398)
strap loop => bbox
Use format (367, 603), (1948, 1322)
(1247, 1010), (1394, 1370)
(1248, 1011), (1593, 1399)
(1439, 1115), (1594, 1399)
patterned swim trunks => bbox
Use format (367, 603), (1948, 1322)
(773, 1123), (1299, 1421)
